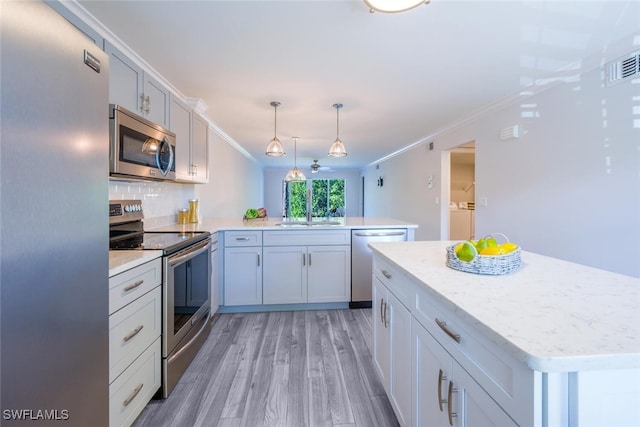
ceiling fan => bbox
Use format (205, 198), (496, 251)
(310, 159), (332, 174)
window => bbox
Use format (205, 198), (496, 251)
(283, 179), (346, 219)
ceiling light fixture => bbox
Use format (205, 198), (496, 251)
(328, 103), (347, 157)
(365, 0), (429, 13)
(284, 137), (306, 182)
(265, 101), (285, 156)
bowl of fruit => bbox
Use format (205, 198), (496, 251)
(446, 233), (521, 275)
(243, 207), (268, 222)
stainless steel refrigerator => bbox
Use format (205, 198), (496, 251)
(1, 1), (109, 425)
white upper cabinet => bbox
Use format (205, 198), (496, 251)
(190, 111), (209, 183)
(104, 41), (170, 128)
(170, 95), (209, 183)
(169, 94), (192, 182)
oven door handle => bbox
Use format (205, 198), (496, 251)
(168, 239), (210, 267)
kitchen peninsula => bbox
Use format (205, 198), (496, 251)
(147, 216), (417, 312)
(369, 240), (640, 427)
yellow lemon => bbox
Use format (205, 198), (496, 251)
(479, 246), (505, 256)
(499, 242), (519, 253)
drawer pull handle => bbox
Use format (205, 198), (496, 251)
(123, 279), (144, 292)
(447, 380), (458, 426)
(123, 383), (144, 407)
(235, 237), (250, 241)
(381, 269), (392, 279)
(123, 325), (144, 342)
(436, 318), (461, 343)
(437, 369), (447, 411)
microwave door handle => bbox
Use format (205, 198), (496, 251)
(156, 137), (174, 177)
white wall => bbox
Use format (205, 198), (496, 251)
(263, 168), (362, 218)
(196, 128), (263, 218)
(364, 37), (640, 278)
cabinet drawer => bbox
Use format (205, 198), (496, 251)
(109, 337), (161, 427)
(109, 258), (161, 315)
(413, 284), (533, 424)
(109, 286), (161, 383)
(224, 230), (262, 247)
(372, 256), (413, 309)
(263, 229), (350, 246)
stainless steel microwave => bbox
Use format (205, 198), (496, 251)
(109, 104), (176, 181)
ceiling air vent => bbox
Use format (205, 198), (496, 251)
(606, 51), (640, 86)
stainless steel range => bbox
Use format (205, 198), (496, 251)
(109, 200), (211, 398)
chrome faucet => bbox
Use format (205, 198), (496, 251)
(306, 188), (312, 222)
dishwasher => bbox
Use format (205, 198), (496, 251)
(350, 229), (408, 308)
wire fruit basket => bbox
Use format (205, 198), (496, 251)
(446, 233), (521, 275)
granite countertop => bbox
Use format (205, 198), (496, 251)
(147, 216), (418, 233)
(369, 240), (640, 373)
(109, 250), (163, 277)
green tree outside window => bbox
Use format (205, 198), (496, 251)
(283, 179), (345, 219)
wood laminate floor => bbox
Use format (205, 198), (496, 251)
(133, 309), (399, 427)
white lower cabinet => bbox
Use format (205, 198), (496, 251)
(223, 231), (263, 306)
(263, 244), (351, 304)
(223, 246), (262, 306)
(109, 338), (161, 427)
(373, 276), (412, 426)
(263, 245), (307, 304)
(108, 258), (162, 427)
(412, 319), (517, 427)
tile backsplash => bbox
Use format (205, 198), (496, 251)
(109, 179), (195, 228)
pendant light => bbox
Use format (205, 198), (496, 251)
(285, 137), (306, 182)
(265, 101), (285, 156)
(365, 0), (429, 13)
(328, 103), (347, 157)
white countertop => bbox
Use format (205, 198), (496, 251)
(147, 216), (418, 233)
(109, 250), (163, 277)
(369, 240), (640, 372)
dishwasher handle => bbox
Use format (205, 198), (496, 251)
(353, 231), (406, 237)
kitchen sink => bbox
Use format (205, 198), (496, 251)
(275, 220), (343, 227)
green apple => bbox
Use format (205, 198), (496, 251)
(485, 236), (498, 247)
(475, 238), (489, 252)
(456, 241), (476, 262)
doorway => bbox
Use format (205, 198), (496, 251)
(440, 141), (476, 240)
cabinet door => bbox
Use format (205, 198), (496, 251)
(104, 41), (142, 114)
(191, 112), (209, 183)
(388, 293), (412, 426)
(169, 94), (192, 181)
(373, 276), (390, 390)
(454, 363), (518, 427)
(143, 73), (169, 128)
(307, 245), (350, 303)
(413, 320), (517, 427)
(223, 247), (262, 306)
(413, 319), (453, 427)
(263, 246), (307, 304)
